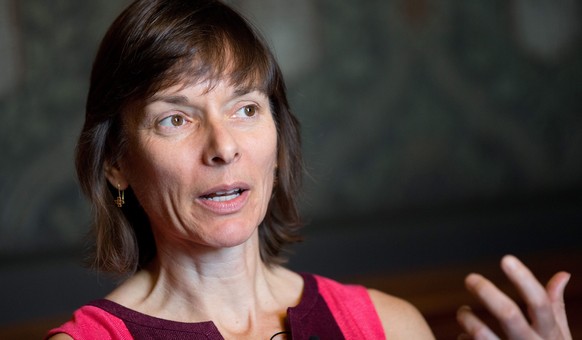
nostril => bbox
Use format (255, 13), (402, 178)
(211, 156), (225, 164)
(203, 124), (240, 165)
(208, 151), (240, 165)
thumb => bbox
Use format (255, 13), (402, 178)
(546, 271), (571, 338)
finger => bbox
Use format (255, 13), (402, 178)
(500, 255), (555, 332)
(457, 305), (500, 340)
(546, 271), (572, 339)
(464, 273), (535, 339)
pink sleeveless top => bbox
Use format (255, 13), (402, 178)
(46, 273), (385, 339)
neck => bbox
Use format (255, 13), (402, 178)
(107, 231), (302, 337)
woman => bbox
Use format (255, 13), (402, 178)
(47, 0), (572, 339)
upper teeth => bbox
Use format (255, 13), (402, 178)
(203, 189), (242, 202)
(215, 189), (239, 195)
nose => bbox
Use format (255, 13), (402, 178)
(202, 119), (240, 166)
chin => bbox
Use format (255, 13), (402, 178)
(202, 220), (259, 249)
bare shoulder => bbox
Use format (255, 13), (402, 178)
(46, 334), (73, 340)
(368, 289), (435, 339)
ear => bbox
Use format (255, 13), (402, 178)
(104, 160), (129, 190)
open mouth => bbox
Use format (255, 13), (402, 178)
(200, 188), (245, 202)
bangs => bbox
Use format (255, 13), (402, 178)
(168, 31), (274, 95)
(102, 0), (280, 108)
(147, 2), (276, 97)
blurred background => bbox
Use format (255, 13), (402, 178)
(1, 0), (581, 338)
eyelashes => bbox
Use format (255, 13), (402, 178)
(154, 104), (262, 135)
(233, 104), (258, 118)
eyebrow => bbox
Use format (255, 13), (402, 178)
(147, 94), (190, 105)
(147, 87), (263, 106)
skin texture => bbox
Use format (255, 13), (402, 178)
(369, 289), (436, 339)
(457, 255), (572, 340)
(111, 81), (278, 253)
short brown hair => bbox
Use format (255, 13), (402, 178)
(76, 0), (303, 274)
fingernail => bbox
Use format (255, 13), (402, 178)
(563, 272), (572, 289)
(502, 254), (519, 270)
(465, 273), (481, 285)
(458, 305), (471, 313)
(457, 305), (471, 323)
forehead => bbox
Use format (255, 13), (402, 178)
(151, 52), (271, 98)
(146, 78), (268, 104)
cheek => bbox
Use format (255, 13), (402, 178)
(265, 119), (279, 161)
(123, 141), (192, 197)
(262, 132), (279, 194)
(258, 127), (278, 173)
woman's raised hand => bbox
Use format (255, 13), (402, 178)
(457, 255), (572, 340)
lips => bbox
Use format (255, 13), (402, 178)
(200, 188), (245, 202)
(199, 183), (250, 198)
(197, 183), (251, 214)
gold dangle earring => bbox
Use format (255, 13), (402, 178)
(115, 184), (125, 208)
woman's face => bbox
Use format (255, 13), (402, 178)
(113, 80), (278, 250)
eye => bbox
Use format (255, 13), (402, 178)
(159, 114), (186, 127)
(235, 105), (258, 118)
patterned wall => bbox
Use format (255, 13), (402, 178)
(0, 1), (131, 255)
(1, 0), (581, 257)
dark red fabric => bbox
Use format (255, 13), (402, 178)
(46, 273), (384, 339)
(89, 299), (222, 340)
